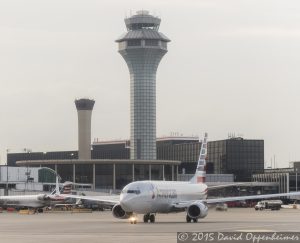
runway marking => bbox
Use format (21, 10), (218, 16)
(213, 222), (296, 232)
(236, 229), (275, 232)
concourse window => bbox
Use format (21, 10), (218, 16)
(95, 164), (113, 189)
(57, 164), (73, 182)
(75, 164), (93, 184)
(134, 164), (149, 180)
(151, 165), (163, 180)
(115, 164), (133, 190)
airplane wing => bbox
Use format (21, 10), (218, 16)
(59, 194), (119, 206)
(172, 191), (300, 209)
(203, 191), (300, 204)
(207, 183), (248, 190)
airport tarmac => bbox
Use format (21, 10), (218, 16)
(0, 208), (299, 243)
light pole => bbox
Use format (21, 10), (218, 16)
(6, 149), (9, 196)
(6, 163), (8, 196)
(296, 168), (298, 192)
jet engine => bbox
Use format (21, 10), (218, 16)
(187, 202), (208, 219)
(112, 204), (132, 219)
(37, 194), (49, 201)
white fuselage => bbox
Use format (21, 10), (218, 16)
(120, 181), (207, 214)
(0, 194), (65, 208)
(0, 195), (45, 208)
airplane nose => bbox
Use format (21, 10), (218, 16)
(120, 196), (135, 212)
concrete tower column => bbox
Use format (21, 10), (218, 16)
(116, 10), (170, 160)
(75, 98), (95, 160)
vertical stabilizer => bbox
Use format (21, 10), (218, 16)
(61, 182), (72, 194)
(190, 133), (208, 184)
(53, 176), (60, 195)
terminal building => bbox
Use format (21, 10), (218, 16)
(8, 136), (264, 188)
(252, 161), (300, 195)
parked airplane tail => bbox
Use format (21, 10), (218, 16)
(190, 132), (208, 184)
(50, 176), (61, 195)
(61, 181), (73, 194)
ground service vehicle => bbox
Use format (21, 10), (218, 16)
(254, 200), (282, 210)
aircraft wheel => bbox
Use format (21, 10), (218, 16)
(143, 214), (150, 223)
(186, 215), (192, 223)
(193, 218), (198, 223)
(149, 214), (155, 223)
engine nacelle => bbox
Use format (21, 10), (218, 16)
(112, 204), (132, 219)
(187, 202), (208, 219)
(37, 194), (48, 201)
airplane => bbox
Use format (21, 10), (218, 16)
(61, 133), (300, 224)
(0, 178), (72, 212)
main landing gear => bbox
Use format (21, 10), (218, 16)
(143, 213), (155, 223)
(186, 215), (198, 223)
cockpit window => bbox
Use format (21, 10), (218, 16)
(127, 189), (141, 195)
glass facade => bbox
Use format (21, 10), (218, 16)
(92, 143), (129, 159)
(38, 168), (56, 183)
(75, 164), (93, 184)
(134, 164), (149, 181)
(115, 164), (133, 189)
(7, 151), (78, 166)
(208, 138), (264, 181)
(164, 165), (172, 181)
(151, 165), (163, 180)
(157, 140), (201, 174)
(95, 164), (113, 189)
(57, 164), (73, 182)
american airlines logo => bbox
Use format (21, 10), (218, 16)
(157, 189), (177, 199)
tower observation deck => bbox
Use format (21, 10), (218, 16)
(116, 10), (170, 160)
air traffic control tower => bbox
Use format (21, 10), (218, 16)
(75, 98), (95, 160)
(116, 10), (170, 160)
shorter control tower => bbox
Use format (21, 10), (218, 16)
(75, 98), (95, 160)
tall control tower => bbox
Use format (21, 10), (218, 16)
(75, 98), (95, 160)
(116, 10), (170, 160)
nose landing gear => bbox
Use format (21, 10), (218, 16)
(186, 215), (198, 223)
(143, 213), (155, 223)
(129, 215), (138, 224)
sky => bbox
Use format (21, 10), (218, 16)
(1, 0), (300, 168)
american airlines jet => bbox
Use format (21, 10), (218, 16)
(0, 179), (71, 211)
(63, 133), (300, 224)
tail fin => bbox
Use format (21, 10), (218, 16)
(61, 181), (72, 194)
(50, 176), (61, 195)
(55, 176), (60, 194)
(190, 132), (208, 184)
